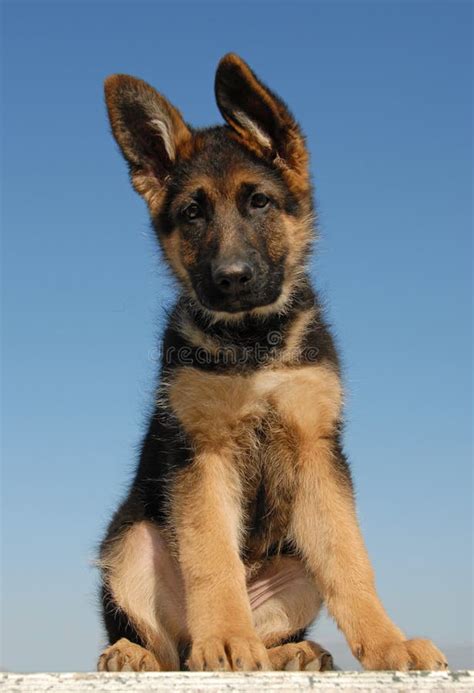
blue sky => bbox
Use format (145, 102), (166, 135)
(2, 0), (472, 673)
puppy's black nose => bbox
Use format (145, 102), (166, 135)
(212, 261), (255, 295)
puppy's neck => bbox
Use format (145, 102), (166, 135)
(179, 276), (317, 346)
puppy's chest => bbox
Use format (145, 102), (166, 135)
(168, 366), (300, 557)
(238, 416), (299, 561)
(168, 365), (297, 442)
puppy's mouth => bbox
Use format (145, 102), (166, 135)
(196, 292), (276, 314)
(193, 284), (283, 315)
(189, 263), (287, 317)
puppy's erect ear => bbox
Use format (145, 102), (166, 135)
(104, 75), (192, 207)
(215, 54), (309, 192)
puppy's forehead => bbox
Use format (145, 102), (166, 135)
(179, 168), (270, 199)
(173, 147), (285, 205)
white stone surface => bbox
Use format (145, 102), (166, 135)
(1, 671), (473, 692)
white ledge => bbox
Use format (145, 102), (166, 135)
(1, 671), (473, 692)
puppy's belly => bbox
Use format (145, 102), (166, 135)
(113, 522), (306, 614)
(247, 557), (308, 610)
(240, 416), (298, 562)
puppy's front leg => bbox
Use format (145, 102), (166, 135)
(274, 364), (447, 671)
(291, 440), (447, 670)
(172, 449), (271, 672)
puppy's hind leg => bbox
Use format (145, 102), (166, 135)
(98, 521), (187, 671)
(250, 556), (333, 672)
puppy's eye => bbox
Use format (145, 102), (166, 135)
(183, 203), (202, 221)
(250, 192), (270, 209)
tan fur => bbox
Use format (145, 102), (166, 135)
(217, 54), (310, 196)
(169, 359), (447, 671)
(101, 352), (447, 671)
(98, 638), (161, 672)
(161, 167), (313, 313)
(267, 363), (343, 437)
(267, 366), (404, 662)
(167, 169), (290, 215)
(177, 315), (223, 356)
(168, 368), (264, 451)
(166, 363), (338, 617)
(104, 74), (193, 214)
(168, 362), (340, 444)
(280, 306), (315, 363)
(166, 363), (345, 670)
(268, 640), (333, 671)
(99, 522), (325, 671)
(101, 56), (447, 673)
(129, 170), (168, 215)
(251, 557), (322, 647)
(283, 211), (314, 270)
(170, 452), (271, 671)
(278, 375), (447, 670)
(99, 522), (184, 670)
(161, 230), (195, 287)
(290, 440), (405, 660)
(168, 362), (343, 560)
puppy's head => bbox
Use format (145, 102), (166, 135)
(105, 54), (314, 318)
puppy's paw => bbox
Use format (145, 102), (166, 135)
(98, 637), (161, 672)
(268, 640), (333, 671)
(358, 638), (448, 671)
(187, 633), (271, 672)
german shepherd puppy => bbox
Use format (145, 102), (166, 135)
(97, 54), (447, 673)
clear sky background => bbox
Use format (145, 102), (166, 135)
(1, 0), (472, 673)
